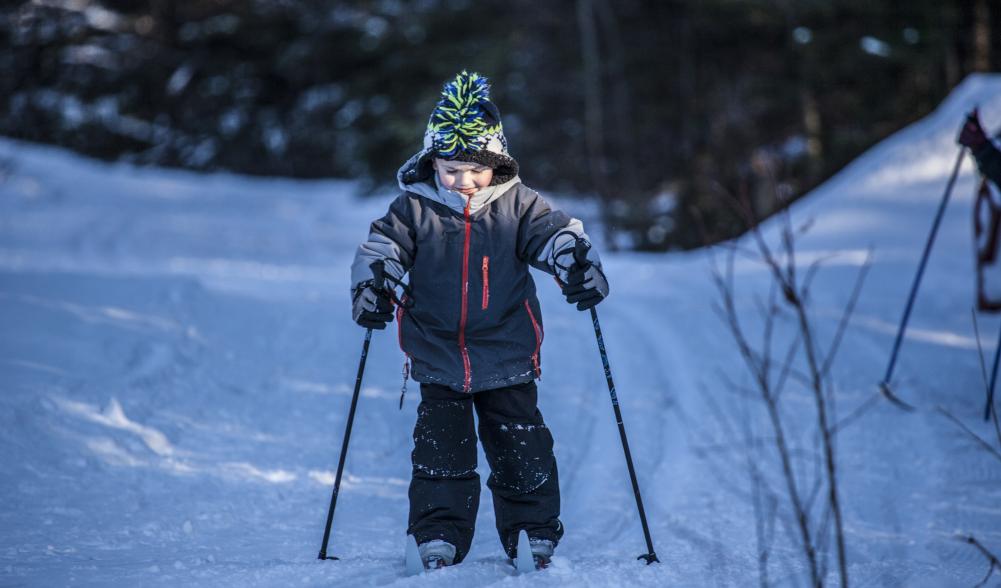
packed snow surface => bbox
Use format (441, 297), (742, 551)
(2, 76), (1001, 587)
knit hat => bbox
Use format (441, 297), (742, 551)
(399, 71), (519, 186)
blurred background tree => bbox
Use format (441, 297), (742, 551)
(2, 0), (998, 249)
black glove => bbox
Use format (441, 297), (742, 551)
(959, 109), (988, 149)
(352, 280), (394, 329)
(561, 261), (609, 311)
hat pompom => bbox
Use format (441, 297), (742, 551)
(428, 71), (502, 157)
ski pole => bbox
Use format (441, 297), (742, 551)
(573, 239), (659, 565)
(318, 262), (385, 561)
(879, 146), (966, 404)
(986, 319), (1001, 421)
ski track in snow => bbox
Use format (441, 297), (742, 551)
(3, 75), (1001, 586)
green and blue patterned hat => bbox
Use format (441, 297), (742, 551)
(400, 71), (519, 186)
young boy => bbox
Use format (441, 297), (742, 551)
(350, 71), (608, 569)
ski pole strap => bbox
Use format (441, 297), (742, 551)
(382, 271), (415, 309)
(366, 260), (414, 309)
(551, 230), (591, 286)
(573, 236), (592, 268)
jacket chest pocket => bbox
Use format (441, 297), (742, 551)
(481, 256), (490, 310)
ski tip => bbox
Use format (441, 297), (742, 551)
(404, 534), (423, 576)
(515, 530), (534, 574)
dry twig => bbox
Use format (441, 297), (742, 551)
(958, 535), (1001, 588)
(936, 406), (1001, 464)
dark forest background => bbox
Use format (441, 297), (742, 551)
(3, 0), (999, 249)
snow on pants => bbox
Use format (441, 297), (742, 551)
(407, 380), (563, 562)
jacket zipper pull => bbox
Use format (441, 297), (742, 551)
(398, 358), (410, 410)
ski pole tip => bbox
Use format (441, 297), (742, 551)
(637, 553), (660, 565)
(318, 551), (340, 561)
(877, 381), (915, 412)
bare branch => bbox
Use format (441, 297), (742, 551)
(815, 500), (833, 585)
(830, 393), (882, 437)
(711, 252), (769, 388)
(936, 406), (1001, 464)
(958, 535), (1001, 588)
(780, 208), (798, 290)
(713, 225), (821, 586)
(785, 368), (816, 390)
(993, 398), (1001, 452)
(972, 309), (990, 393)
(759, 283), (779, 386)
(750, 459), (778, 588)
(814, 488), (833, 544)
(713, 185), (866, 587)
(703, 388), (745, 451)
(821, 252), (874, 378)
(799, 257), (827, 302)
(971, 309), (1001, 447)
(803, 462), (825, 517)
(773, 332), (802, 403)
(714, 368), (760, 399)
(764, 220), (848, 587)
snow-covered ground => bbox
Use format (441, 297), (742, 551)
(2, 75), (1000, 587)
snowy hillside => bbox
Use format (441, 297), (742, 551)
(2, 75), (1001, 587)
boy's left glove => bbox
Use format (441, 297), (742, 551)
(561, 261), (609, 311)
(352, 281), (394, 329)
(959, 109), (988, 150)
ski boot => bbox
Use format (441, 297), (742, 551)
(529, 537), (554, 569)
(405, 536), (456, 575)
(513, 530), (554, 572)
(419, 539), (455, 570)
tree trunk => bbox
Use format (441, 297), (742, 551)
(972, 0), (991, 72)
(802, 87), (823, 182)
(576, 0), (617, 250)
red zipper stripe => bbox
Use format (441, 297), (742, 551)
(524, 299), (543, 378)
(458, 201), (473, 392)
(481, 256), (490, 310)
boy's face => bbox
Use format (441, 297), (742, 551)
(434, 159), (494, 196)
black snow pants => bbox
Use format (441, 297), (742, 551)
(407, 380), (563, 563)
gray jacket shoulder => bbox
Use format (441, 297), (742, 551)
(508, 185), (575, 270)
(351, 192), (420, 287)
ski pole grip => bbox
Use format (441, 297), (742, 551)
(573, 238), (591, 269)
(370, 260), (386, 291)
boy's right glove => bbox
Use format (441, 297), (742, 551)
(352, 281), (394, 329)
(562, 261), (609, 311)
(553, 234), (609, 311)
(959, 109), (988, 150)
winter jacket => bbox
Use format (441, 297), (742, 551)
(351, 154), (595, 393)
